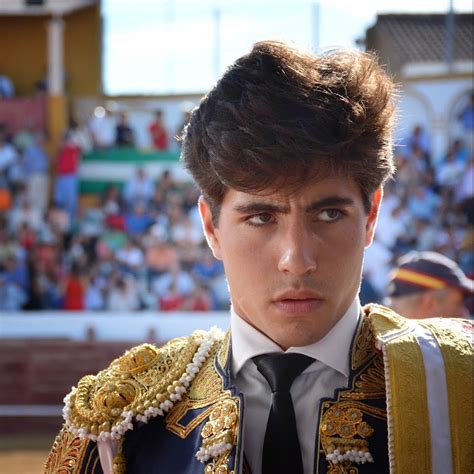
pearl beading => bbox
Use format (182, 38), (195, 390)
(63, 326), (224, 442)
(326, 448), (374, 465)
(195, 442), (234, 463)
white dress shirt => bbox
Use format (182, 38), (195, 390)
(231, 298), (360, 474)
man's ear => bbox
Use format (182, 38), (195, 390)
(198, 196), (222, 260)
(365, 187), (383, 247)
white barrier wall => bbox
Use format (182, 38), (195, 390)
(0, 311), (231, 342)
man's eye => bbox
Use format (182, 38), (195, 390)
(318, 209), (343, 222)
(247, 213), (274, 226)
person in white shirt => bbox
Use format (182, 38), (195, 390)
(46, 41), (473, 474)
(88, 107), (116, 149)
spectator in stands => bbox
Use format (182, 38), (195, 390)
(436, 148), (464, 199)
(192, 249), (224, 285)
(102, 184), (124, 215)
(88, 106), (116, 149)
(0, 275), (27, 310)
(158, 281), (185, 311)
(23, 130), (49, 213)
(45, 203), (71, 235)
(148, 109), (169, 150)
(2, 253), (29, 295)
(18, 222), (37, 251)
(7, 149), (28, 197)
(116, 112), (135, 147)
(63, 263), (85, 310)
(123, 167), (154, 208)
(414, 217), (439, 252)
(125, 201), (153, 236)
(13, 126), (35, 153)
(100, 225), (127, 254)
(46, 275), (66, 310)
(69, 118), (93, 153)
(450, 138), (469, 164)
(116, 237), (144, 276)
(406, 184), (441, 221)
(0, 170), (12, 212)
(0, 70), (14, 98)
(107, 274), (140, 311)
(84, 272), (105, 311)
(363, 234), (393, 296)
(404, 124), (431, 158)
(457, 92), (474, 133)
(152, 263), (195, 301)
(153, 170), (177, 207)
(387, 251), (473, 318)
(183, 283), (212, 311)
(145, 236), (178, 278)
(8, 196), (42, 233)
(54, 131), (81, 218)
(0, 126), (18, 175)
(165, 201), (201, 247)
(455, 157), (473, 225)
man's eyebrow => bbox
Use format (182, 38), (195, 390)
(233, 202), (286, 214)
(305, 196), (355, 212)
(232, 196), (355, 214)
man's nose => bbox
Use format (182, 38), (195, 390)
(277, 224), (317, 276)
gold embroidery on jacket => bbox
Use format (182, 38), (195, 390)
(68, 337), (201, 436)
(351, 315), (375, 370)
(217, 330), (231, 370)
(166, 340), (232, 438)
(44, 426), (90, 473)
(201, 399), (239, 474)
(318, 311), (386, 473)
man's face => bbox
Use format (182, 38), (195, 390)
(434, 287), (468, 318)
(200, 175), (381, 349)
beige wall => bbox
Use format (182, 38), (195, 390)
(0, 4), (102, 97)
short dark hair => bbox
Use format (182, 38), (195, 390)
(181, 40), (396, 222)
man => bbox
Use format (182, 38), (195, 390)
(387, 251), (473, 319)
(148, 109), (169, 151)
(45, 41), (473, 474)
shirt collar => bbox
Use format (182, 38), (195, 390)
(230, 298), (360, 378)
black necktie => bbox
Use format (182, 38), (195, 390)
(253, 352), (314, 474)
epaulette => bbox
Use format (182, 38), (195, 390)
(63, 326), (225, 443)
(364, 304), (473, 474)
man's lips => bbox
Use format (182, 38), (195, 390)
(273, 290), (324, 315)
(274, 289), (324, 301)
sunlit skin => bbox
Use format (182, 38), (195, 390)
(200, 175), (382, 350)
(391, 287), (468, 319)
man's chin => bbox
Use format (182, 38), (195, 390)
(269, 328), (326, 350)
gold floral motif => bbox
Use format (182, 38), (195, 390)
(328, 465), (359, 474)
(198, 399), (240, 473)
(165, 338), (233, 439)
(318, 310), (388, 472)
(217, 330), (231, 370)
(201, 400), (239, 448)
(353, 356), (385, 396)
(188, 344), (224, 401)
(351, 313), (375, 370)
(67, 336), (202, 436)
(44, 426), (90, 473)
(321, 403), (375, 441)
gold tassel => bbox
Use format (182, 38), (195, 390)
(112, 441), (126, 474)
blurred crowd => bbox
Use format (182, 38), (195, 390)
(0, 98), (473, 312)
(0, 113), (229, 312)
(362, 123), (473, 304)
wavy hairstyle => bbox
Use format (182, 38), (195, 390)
(181, 40), (397, 222)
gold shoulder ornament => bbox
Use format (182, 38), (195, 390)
(63, 327), (225, 442)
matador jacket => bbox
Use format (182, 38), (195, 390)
(45, 305), (473, 474)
